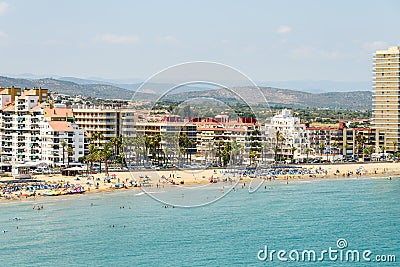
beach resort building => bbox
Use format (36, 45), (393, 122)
(306, 122), (385, 159)
(194, 117), (260, 164)
(263, 109), (309, 161)
(40, 107), (86, 167)
(72, 105), (136, 143)
(372, 46), (400, 153)
(0, 89), (86, 166)
(135, 116), (197, 162)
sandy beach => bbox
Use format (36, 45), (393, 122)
(1, 161), (399, 201)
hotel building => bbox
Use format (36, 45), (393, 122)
(263, 109), (309, 161)
(0, 88), (85, 166)
(72, 105), (136, 143)
(372, 46), (400, 153)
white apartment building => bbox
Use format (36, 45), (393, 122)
(264, 109), (309, 160)
(0, 89), (86, 166)
(0, 92), (42, 163)
(40, 108), (86, 167)
(72, 105), (136, 143)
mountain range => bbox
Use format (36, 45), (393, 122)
(0, 76), (372, 110)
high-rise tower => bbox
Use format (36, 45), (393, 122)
(372, 46), (400, 153)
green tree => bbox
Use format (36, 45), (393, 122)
(392, 141), (398, 154)
(355, 134), (367, 160)
(274, 130), (285, 162)
(319, 143), (326, 162)
(290, 146), (297, 162)
(331, 141), (339, 161)
(100, 142), (114, 176)
(91, 132), (104, 171)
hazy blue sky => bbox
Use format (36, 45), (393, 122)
(0, 0), (399, 83)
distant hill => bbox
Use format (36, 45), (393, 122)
(0, 76), (156, 101)
(164, 87), (372, 109)
(258, 80), (370, 93)
(0, 76), (372, 109)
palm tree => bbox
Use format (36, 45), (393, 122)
(331, 141), (339, 161)
(274, 130), (284, 162)
(215, 140), (225, 166)
(206, 141), (214, 165)
(110, 135), (123, 159)
(100, 142), (114, 176)
(179, 133), (191, 164)
(184, 138), (195, 164)
(91, 132), (104, 170)
(61, 141), (67, 165)
(392, 141), (398, 154)
(249, 151), (257, 166)
(290, 146), (297, 162)
(220, 142), (232, 167)
(319, 143), (326, 162)
(380, 146), (386, 160)
(121, 135), (134, 167)
(161, 133), (174, 165)
(132, 135), (145, 167)
(355, 134), (367, 160)
(152, 134), (162, 165)
(91, 132), (104, 149)
(88, 144), (97, 172)
(230, 139), (240, 166)
(144, 135), (152, 162)
(66, 146), (74, 167)
(364, 145), (374, 160)
(261, 142), (269, 163)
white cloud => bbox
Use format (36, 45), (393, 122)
(97, 33), (140, 44)
(0, 2), (8, 16)
(277, 25), (292, 34)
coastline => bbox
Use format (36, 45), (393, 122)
(1, 161), (398, 201)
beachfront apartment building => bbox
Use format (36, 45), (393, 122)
(72, 105), (136, 144)
(135, 117), (197, 163)
(40, 107), (86, 167)
(306, 122), (385, 159)
(306, 124), (343, 158)
(194, 118), (260, 164)
(372, 46), (400, 153)
(0, 90), (44, 163)
(0, 89), (86, 166)
(263, 109), (309, 161)
(134, 115), (261, 165)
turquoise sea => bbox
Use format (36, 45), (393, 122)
(0, 177), (399, 266)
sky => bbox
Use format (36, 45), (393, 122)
(0, 0), (399, 85)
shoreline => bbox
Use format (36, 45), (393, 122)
(1, 161), (398, 201)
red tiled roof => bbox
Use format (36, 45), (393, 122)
(44, 108), (73, 118)
(48, 121), (74, 132)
